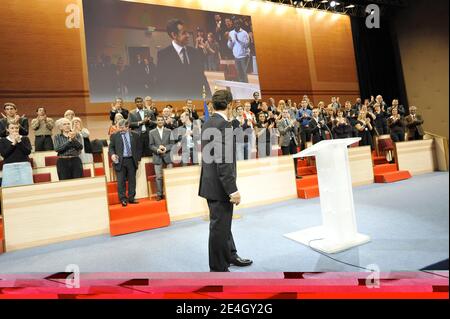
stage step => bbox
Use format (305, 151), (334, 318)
(296, 175), (318, 188)
(94, 167), (105, 176)
(373, 163), (398, 175)
(109, 199), (170, 236)
(373, 155), (388, 165)
(297, 165), (317, 176)
(374, 170), (412, 183)
(297, 159), (309, 168)
(297, 185), (320, 199)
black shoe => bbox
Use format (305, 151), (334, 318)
(156, 196), (163, 201)
(210, 269), (230, 272)
(296, 175), (303, 179)
(128, 199), (139, 204)
(230, 256), (253, 267)
(121, 200), (128, 207)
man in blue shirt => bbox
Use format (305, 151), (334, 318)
(227, 17), (250, 83)
(296, 100), (312, 150)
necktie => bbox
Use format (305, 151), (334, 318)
(180, 48), (189, 65)
(122, 133), (131, 157)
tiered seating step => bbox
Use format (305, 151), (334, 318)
(297, 165), (317, 176)
(373, 163), (398, 175)
(373, 155), (388, 165)
(296, 174), (320, 199)
(374, 171), (412, 183)
(109, 199), (170, 236)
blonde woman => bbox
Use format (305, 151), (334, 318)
(355, 111), (374, 149)
(108, 113), (124, 136)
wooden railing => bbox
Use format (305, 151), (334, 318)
(424, 131), (449, 171)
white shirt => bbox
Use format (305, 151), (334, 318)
(137, 108), (146, 132)
(172, 40), (190, 64)
(185, 123), (194, 149)
(157, 126), (164, 140)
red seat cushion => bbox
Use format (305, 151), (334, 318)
(45, 156), (58, 166)
(83, 169), (92, 177)
(33, 173), (51, 183)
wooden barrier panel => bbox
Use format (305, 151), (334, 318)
(1, 176), (110, 252)
(164, 156), (297, 221)
(395, 139), (438, 175)
(29, 151), (57, 168)
(348, 146), (374, 186)
(424, 133), (449, 172)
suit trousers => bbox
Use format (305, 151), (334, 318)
(35, 135), (54, 151)
(281, 139), (299, 176)
(207, 200), (238, 271)
(56, 157), (83, 180)
(116, 157), (137, 202)
(140, 131), (152, 157)
(154, 162), (173, 196)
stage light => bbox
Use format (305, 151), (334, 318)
(320, 0), (328, 3)
(330, 1), (337, 7)
(345, 4), (355, 9)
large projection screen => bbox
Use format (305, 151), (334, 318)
(83, 0), (261, 102)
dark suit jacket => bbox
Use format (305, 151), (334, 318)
(199, 114), (237, 202)
(0, 117), (29, 138)
(405, 114), (424, 137)
(309, 118), (327, 144)
(149, 127), (174, 165)
(128, 109), (156, 134)
(108, 131), (142, 171)
(156, 44), (211, 100)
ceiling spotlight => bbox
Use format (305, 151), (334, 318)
(330, 1), (337, 7)
(321, 0), (328, 3)
(293, 1), (298, 5)
(345, 4), (355, 8)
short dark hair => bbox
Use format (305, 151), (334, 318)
(36, 106), (46, 113)
(212, 90), (233, 111)
(135, 96), (143, 103)
(167, 19), (183, 38)
(4, 102), (16, 110)
(156, 115), (164, 120)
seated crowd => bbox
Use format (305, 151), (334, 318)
(0, 93), (425, 192)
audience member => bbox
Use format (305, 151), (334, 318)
(72, 117), (93, 164)
(387, 107), (405, 142)
(0, 122), (33, 187)
(129, 96), (155, 156)
(255, 112), (274, 158)
(277, 109), (299, 178)
(149, 116), (174, 201)
(64, 109), (76, 122)
(405, 106), (424, 140)
(308, 108), (327, 144)
(176, 112), (200, 165)
(232, 105), (252, 161)
(296, 100), (312, 150)
(227, 17), (250, 83)
(108, 113), (124, 136)
(355, 111), (374, 149)
(109, 119), (142, 206)
(31, 107), (54, 151)
(332, 109), (353, 139)
(53, 118), (83, 180)
(109, 97), (129, 124)
(250, 91), (261, 115)
(0, 102), (29, 138)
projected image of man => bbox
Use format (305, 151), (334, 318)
(156, 19), (211, 101)
(227, 17), (250, 83)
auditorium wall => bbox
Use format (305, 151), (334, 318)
(0, 0), (360, 140)
(395, 0), (449, 139)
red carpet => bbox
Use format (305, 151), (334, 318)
(107, 182), (170, 236)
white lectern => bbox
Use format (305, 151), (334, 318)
(284, 137), (370, 253)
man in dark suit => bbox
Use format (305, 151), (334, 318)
(405, 106), (425, 140)
(128, 96), (156, 157)
(199, 90), (252, 272)
(156, 19), (211, 101)
(109, 119), (142, 207)
(149, 115), (175, 201)
(309, 108), (327, 144)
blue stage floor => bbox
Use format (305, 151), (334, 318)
(0, 172), (448, 273)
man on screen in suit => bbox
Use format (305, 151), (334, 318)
(156, 19), (211, 101)
(109, 119), (142, 207)
(199, 90), (253, 272)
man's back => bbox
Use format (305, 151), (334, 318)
(199, 114), (237, 202)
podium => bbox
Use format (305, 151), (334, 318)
(284, 138), (370, 253)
